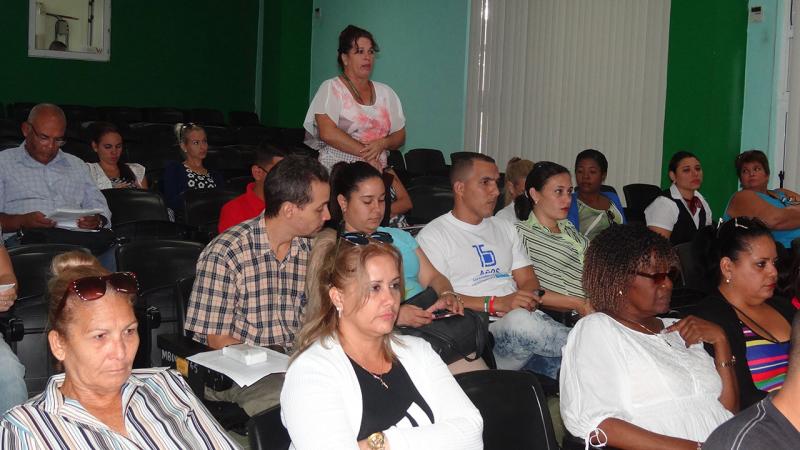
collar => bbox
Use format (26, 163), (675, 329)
(669, 183), (703, 202)
(15, 144), (70, 169)
(39, 371), (143, 426)
(524, 211), (569, 233)
(244, 182), (266, 210)
(255, 214), (311, 260)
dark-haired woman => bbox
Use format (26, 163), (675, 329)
(304, 25), (406, 171)
(568, 149), (625, 240)
(561, 225), (737, 449)
(724, 150), (800, 248)
(514, 162), (592, 313)
(694, 217), (799, 409)
(86, 122), (148, 190)
(645, 151), (712, 245)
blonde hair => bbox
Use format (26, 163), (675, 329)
(291, 240), (404, 362)
(173, 122), (205, 145)
(504, 157), (535, 206)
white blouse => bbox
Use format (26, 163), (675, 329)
(86, 162), (146, 190)
(560, 313), (733, 443)
(645, 184), (712, 231)
(303, 77), (405, 170)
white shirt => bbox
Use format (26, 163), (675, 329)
(417, 212), (531, 297)
(280, 335), (483, 450)
(86, 162), (146, 190)
(560, 313), (733, 442)
(644, 184), (712, 231)
(493, 202), (518, 227)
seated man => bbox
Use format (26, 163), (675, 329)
(417, 153), (588, 379)
(185, 155), (330, 416)
(704, 311), (800, 449)
(0, 104), (110, 248)
(217, 144), (286, 233)
(0, 243), (26, 414)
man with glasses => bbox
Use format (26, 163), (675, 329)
(217, 144), (286, 233)
(185, 155), (330, 416)
(0, 103), (110, 245)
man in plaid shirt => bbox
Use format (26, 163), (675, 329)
(185, 155), (330, 415)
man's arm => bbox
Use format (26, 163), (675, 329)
(184, 249), (238, 347)
(78, 163), (111, 228)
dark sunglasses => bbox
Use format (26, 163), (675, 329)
(333, 228), (394, 262)
(636, 268), (679, 285)
(57, 272), (139, 314)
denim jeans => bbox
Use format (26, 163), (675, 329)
(490, 308), (570, 379)
(0, 335), (27, 414)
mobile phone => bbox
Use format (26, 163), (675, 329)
(432, 309), (456, 320)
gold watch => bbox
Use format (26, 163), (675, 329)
(367, 431), (385, 450)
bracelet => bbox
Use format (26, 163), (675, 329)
(716, 355), (736, 368)
(441, 290), (462, 304)
(489, 296), (496, 315)
(483, 296), (490, 313)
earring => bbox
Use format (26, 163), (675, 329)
(618, 290), (623, 296)
(725, 278), (730, 284)
(336, 306), (342, 318)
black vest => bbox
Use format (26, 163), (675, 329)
(662, 190), (705, 245)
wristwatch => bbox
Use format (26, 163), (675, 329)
(717, 355), (736, 368)
(367, 432), (385, 450)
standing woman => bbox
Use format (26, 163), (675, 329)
(304, 25), (406, 171)
(645, 151), (712, 245)
(568, 149), (625, 240)
(162, 123), (224, 212)
(495, 157), (535, 225)
(86, 122), (148, 190)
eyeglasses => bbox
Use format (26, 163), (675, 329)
(57, 272), (138, 315)
(333, 224), (394, 262)
(26, 122), (66, 147)
(636, 268), (679, 285)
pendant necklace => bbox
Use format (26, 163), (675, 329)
(616, 316), (673, 347)
(341, 73), (373, 105)
(368, 371), (389, 390)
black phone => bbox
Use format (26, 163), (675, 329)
(432, 309), (456, 320)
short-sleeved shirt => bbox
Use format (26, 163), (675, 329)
(0, 368), (238, 449)
(379, 226), (423, 298)
(185, 213), (309, 349)
(416, 212), (531, 297)
(516, 213), (588, 298)
(303, 77), (405, 170)
(0, 144), (111, 240)
(218, 182), (265, 233)
(704, 394), (800, 450)
(645, 183), (712, 231)
(576, 199), (623, 241)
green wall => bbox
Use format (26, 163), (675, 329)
(0, 1), (258, 116)
(309, 0), (470, 157)
(662, 0), (749, 216)
(260, 0), (313, 127)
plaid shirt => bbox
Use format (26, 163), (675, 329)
(185, 213), (310, 349)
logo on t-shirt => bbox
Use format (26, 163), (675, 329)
(472, 244), (496, 268)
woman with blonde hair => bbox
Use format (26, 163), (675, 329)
(162, 122), (224, 211)
(281, 238), (482, 450)
(495, 157), (534, 225)
(0, 251), (237, 449)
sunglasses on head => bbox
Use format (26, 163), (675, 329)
(333, 226), (395, 262)
(57, 272), (138, 314)
(635, 268), (679, 284)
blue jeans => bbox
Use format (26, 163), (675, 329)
(490, 309), (570, 379)
(0, 335), (27, 414)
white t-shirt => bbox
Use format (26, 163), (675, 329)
(493, 202), (518, 227)
(417, 212), (531, 297)
(644, 184), (712, 231)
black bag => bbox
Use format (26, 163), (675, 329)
(397, 288), (490, 364)
(19, 227), (116, 255)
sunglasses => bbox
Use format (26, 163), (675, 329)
(333, 225), (394, 262)
(57, 272), (139, 314)
(635, 268), (679, 285)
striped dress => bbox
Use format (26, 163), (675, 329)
(0, 368), (239, 449)
(516, 213), (589, 298)
(742, 324), (791, 393)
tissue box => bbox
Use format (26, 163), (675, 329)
(222, 343), (269, 365)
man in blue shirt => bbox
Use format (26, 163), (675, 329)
(0, 104), (110, 244)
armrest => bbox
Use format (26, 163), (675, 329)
(0, 313), (24, 343)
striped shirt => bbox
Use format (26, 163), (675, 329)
(516, 213), (588, 298)
(0, 368), (239, 449)
(185, 213), (309, 349)
(742, 324), (791, 392)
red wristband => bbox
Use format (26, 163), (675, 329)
(489, 296), (496, 315)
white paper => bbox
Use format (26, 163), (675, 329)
(187, 348), (289, 387)
(0, 283), (15, 292)
(47, 208), (104, 231)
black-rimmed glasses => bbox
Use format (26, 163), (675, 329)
(26, 122), (66, 147)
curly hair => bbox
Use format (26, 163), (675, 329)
(583, 224), (676, 314)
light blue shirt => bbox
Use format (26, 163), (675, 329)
(0, 144), (111, 239)
(379, 226), (423, 299)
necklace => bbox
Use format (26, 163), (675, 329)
(615, 315), (673, 347)
(727, 302), (782, 343)
(368, 371), (389, 389)
(341, 73), (373, 105)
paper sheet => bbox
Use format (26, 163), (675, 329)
(187, 348), (289, 387)
(47, 208), (104, 231)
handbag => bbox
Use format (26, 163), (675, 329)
(19, 227), (116, 255)
(397, 288), (490, 364)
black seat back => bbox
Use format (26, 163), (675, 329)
(404, 148), (448, 177)
(248, 405), (290, 450)
(622, 183), (662, 223)
(455, 370), (559, 450)
(116, 240), (205, 293)
(182, 189), (240, 229)
(407, 185), (453, 225)
(102, 189), (170, 225)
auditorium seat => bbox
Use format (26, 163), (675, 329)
(404, 148), (449, 177)
(102, 188), (170, 224)
(229, 111), (261, 127)
(622, 183), (662, 224)
(97, 106), (145, 126)
(406, 185), (453, 225)
(236, 125), (279, 145)
(182, 189), (240, 241)
(143, 107), (185, 124)
(8, 102), (34, 124)
(188, 108), (226, 126)
(0, 118), (22, 139)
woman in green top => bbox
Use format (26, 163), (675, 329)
(515, 162), (593, 310)
(568, 149), (626, 240)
